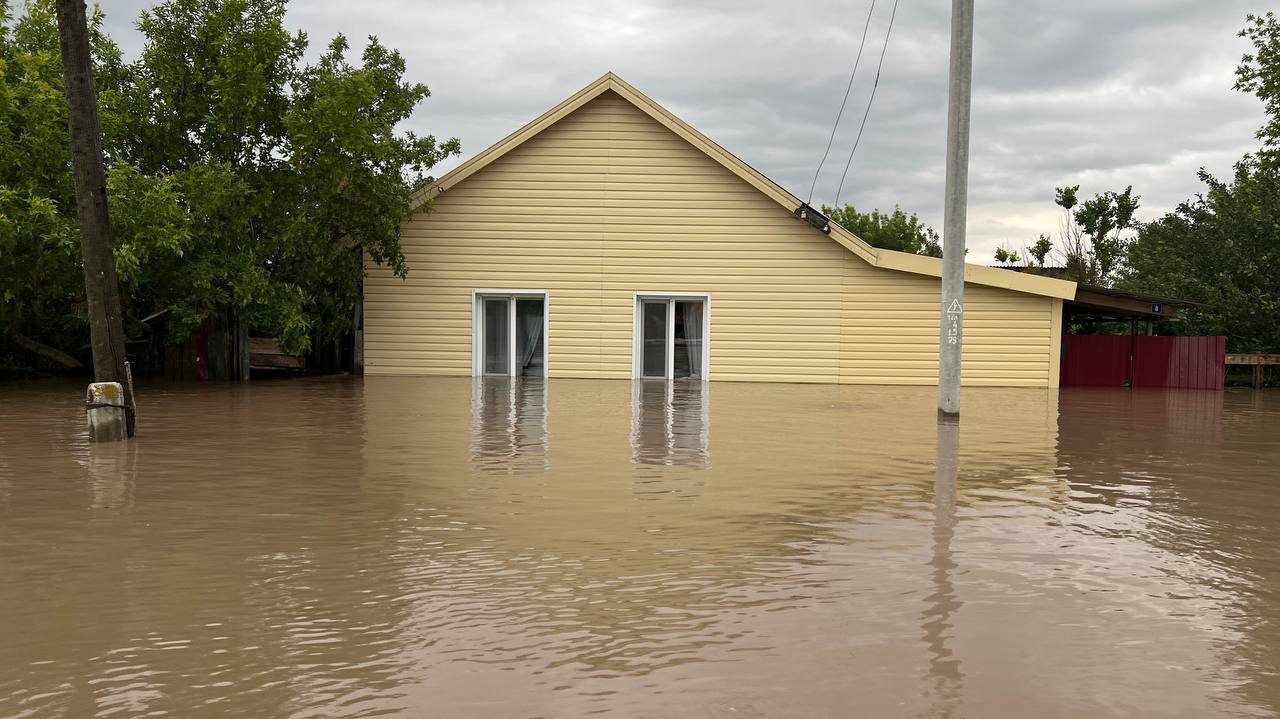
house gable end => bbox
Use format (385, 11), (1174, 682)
(413, 72), (1075, 301)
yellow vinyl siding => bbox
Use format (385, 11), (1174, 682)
(364, 88), (1062, 387)
(365, 90), (845, 383)
(839, 255), (1056, 386)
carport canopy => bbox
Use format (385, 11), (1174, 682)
(1064, 285), (1202, 323)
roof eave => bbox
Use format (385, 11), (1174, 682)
(873, 248), (1078, 300)
(411, 72), (1079, 301)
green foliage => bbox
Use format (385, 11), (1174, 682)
(1075, 186), (1138, 281)
(0, 1), (109, 366)
(1059, 185), (1140, 284)
(993, 235), (1051, 269)
(1029, 235), (1053, 266)
(1114, 13), (1280, 355)
(1120, 163), (1280, 353)
(1003, 185), (1140, 284)
(993, 246), (1019, 264)
(823, 204), (943, 257)
(0, 0), (458, 369)
(1054, 185), (1078, 211)
(1237, 11), (1280, 166)
(126, 0), (305, 172)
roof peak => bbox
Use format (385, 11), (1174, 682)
(410, 72), (1077, 301)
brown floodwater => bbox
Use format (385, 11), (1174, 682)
(1, 377), (1278, 718)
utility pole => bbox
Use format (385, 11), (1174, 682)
(55, 0), (135, 438)
(938, 0), (974, 420)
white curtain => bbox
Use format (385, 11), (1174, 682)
(518, 301), (544, 374)
(681, 302), (702, 378)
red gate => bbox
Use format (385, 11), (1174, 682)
(1062, 335), (1225, 389)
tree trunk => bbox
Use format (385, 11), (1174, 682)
(55, 0), (135, 436)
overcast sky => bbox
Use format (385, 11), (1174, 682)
(100, 0), (1264, 258)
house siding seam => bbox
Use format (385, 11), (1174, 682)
(364, 90), (1057, 386)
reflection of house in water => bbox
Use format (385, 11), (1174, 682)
(630, 380), (709, 468)
(470, 377), (548, 474)
(358, 380), (1092, 713)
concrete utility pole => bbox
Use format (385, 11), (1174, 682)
(55, 0), (135, 439)
(938, 0), (974, 419)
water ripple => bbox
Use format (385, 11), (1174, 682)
(0, 380), (1277, 717)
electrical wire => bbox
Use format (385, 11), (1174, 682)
(805, 0), (878, 206)
(832, 0), (901, 209)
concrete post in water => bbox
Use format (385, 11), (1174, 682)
(938, 0), (974, 419)
(86, 382), (127, 443)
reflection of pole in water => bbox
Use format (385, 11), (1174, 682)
(79, 439), (138, 509)
(922, 418), (963, 717)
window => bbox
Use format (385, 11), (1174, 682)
(473, 291), (547, 376)
(633, 293), (710, 380)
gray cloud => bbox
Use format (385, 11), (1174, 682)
(100, 0), (1265, 258)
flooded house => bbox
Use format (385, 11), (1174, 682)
(362, 73), (1076, 386)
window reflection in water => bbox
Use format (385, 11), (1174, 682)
(630, 380), (709, 468)
(470, 377), (548, 474)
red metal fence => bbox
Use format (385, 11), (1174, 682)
(1061, 335), (1131, 387)
(1062, 335), (1225, 390)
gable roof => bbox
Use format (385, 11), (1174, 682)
(416, 72), (1077, 301)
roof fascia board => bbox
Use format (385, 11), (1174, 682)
(873, 249), (1077, 299)
(826, 223), (879, 264)
(411, 71), (1077, 301)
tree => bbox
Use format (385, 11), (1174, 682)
(823, 204), (943, 257)
(1237, 11), (1280, 167)
(992, 246), (1019, 264)
(993, 236), (1052, 268)
(0, 0), (124, 373)
(1052, 185), (1139, 285)
(1120, 163), (1280, 353)
(1, 0), (459, 374)
(114, 0), (459, 353)
(993, 187), (1139, 284)
(1028, 235), (1053, 266)
(1117, 12), (1280, 355)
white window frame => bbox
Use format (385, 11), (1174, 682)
(631, 292), (711, 381)
(472, 289), (549, 377)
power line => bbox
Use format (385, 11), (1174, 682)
(833, 0), (901, 209)
(805, 0), (878, 206)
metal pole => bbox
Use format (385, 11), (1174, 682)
(938, 0), (974, 419)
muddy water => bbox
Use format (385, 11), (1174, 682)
(1, 378), (1278, 718)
